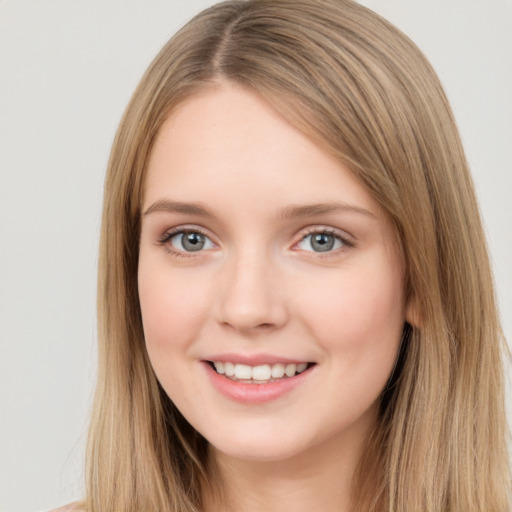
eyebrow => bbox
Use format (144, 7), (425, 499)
(279, 202), (376, 220)
(143, 200), (214, 217)
(143, 199), (376, 220)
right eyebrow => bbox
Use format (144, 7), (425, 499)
(142, 199), (214, 217)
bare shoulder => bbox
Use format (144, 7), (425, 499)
(48, 503), (85, 512)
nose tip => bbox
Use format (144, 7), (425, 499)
(216, 259), (288, 333)
(220, 303), (279, 332)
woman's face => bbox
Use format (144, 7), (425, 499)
(138, 83), (411, 463)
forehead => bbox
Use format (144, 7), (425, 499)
(144, 83), (380, 216)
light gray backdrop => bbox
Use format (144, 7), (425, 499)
(0, 1), (510, 511)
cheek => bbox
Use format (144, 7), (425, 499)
(137, 259), (211, 356)
(137, 260), (217, 411)
(298, 258), (405, 362)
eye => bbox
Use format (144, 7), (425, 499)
(297, 231), (346, 253)
(168, 231), (214, 252)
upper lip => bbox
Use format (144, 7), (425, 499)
(204, 353), (313, 366)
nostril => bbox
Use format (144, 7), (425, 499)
(256, 322), (274, 329)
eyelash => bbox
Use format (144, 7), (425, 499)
(156, 226), (354, 257)
(294, 228), (354, 256)
(157, 227), (214, 258)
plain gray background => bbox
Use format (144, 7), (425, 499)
(0, 1), (511, 510)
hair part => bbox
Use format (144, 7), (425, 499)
(86, 1), (510, 511)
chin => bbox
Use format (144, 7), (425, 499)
(204, 424), (307, 463)
(213, 440), (304, 463)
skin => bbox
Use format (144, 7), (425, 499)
(138, 82), (413, 512)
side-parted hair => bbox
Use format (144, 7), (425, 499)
(86, 1), (510, 511)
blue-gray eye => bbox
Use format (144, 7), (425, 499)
(170, 232), (213, 252)
(298, 232), (343, 252)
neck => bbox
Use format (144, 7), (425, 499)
(202, 413), (376, 512)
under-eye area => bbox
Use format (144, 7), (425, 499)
(206, 361), (316, 384)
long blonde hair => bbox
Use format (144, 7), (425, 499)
(86, 1), (510, 510)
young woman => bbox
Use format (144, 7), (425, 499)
(58, 0), (510, 510)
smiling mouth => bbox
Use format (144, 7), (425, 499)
(207, 361), (315, 384)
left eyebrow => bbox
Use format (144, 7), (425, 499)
(279, 202), (377, 220)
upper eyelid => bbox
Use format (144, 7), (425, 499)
(158, 225), (215, 242)
(295, 225), (354, 242)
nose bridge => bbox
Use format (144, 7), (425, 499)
(217, 243), (287, 331)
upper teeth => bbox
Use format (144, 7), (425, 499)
(213, 362), (308, 381)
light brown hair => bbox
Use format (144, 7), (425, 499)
(86, 1), (510, 510)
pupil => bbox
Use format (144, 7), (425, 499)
(312, 233), (334, 252)
(183, 233), (205, 251)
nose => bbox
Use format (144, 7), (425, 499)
(216, 250), (289, 333)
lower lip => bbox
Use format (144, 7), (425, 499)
(202, 362), (314, 404)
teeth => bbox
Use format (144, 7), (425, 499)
(234, 364), (252, 379)
(271, 363), (285, 378)
(212, 361), (309, 381)
(285, 363), (296, 377)
(297, 362), (307, 373)
(224, 362), (235, 377)
(252, 365), (272, 380)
